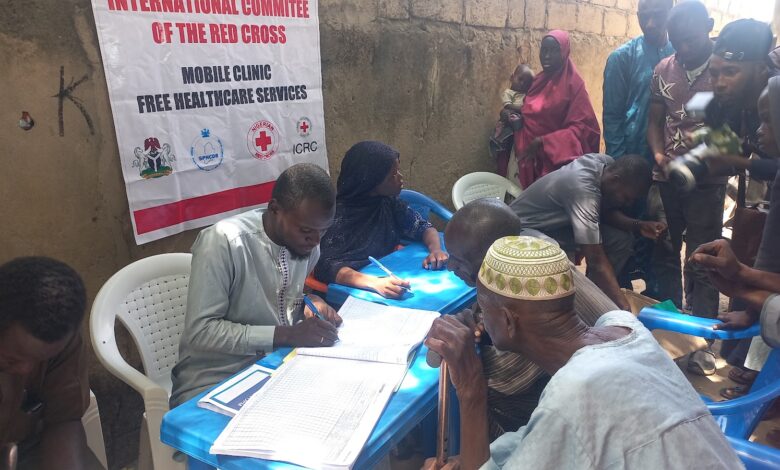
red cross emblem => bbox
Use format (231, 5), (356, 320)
(247, 120), (279, 160)
(297, 117), (312, 137)
(255, 131), (272, 151)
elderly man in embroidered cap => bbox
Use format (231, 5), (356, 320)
(425, 236), (742, 469)
(442, 198), (618, 437)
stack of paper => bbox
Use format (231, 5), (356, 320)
(209, 296), (440, 469)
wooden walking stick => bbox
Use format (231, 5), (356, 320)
(435, 361), (451, 470)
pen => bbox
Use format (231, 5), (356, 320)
(302, 294), (326, 321)
(367, 256), (412, 292)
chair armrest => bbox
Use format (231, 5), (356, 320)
(638, 308), (761, 340)
(709, 379), (780, 415)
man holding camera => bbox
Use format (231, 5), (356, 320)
(700, 20), (777, 383)
(705, 20), (776, 184)
(647, 1), (722, 375)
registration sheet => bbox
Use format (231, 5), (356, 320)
(297, 296), (440, 364)
(210, 354), (407, 469)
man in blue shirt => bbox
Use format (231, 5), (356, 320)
(602, 0), (674, 296)
(603, 0), (674, 160)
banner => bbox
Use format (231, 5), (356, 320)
(91, 0), (327, 244)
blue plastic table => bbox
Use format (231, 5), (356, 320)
(326, 239), (475, 315)
(161, 241), (476, 469)
(161, 346), (442, 469)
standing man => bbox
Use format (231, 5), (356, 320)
(646, 1), (720, 375)
(602, 0), (673, 294)
(170, 163), (341, 406)
(699, 19), (776, 382)
(603, 0), (674, 160)
(704, 19), (777, 182)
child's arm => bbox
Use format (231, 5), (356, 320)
(422, 227), (448, 270)
(335, 267), (410, 299)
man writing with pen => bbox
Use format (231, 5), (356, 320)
(170, 164), (343, 408)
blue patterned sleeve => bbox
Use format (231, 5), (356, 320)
(401, 205), (433, 241)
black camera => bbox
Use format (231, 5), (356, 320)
(666, 92), (740, 192)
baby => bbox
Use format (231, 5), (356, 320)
(490, 64), (535, 155)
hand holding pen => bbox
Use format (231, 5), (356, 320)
(302, 294), (342, 326)
(368, 256), (412, 298)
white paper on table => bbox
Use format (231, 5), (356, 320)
(297, 296), (440, 364)
(210, 355), (406, 469)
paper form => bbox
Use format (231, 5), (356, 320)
(298, 296), (440, 364)
(210, 355), (406, 469)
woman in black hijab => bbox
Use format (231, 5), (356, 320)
(314, 141), (448, 298)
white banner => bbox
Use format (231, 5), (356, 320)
(91, 0), (327, 244)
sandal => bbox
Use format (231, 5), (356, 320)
(688, 350), (717, 376)
(720, 386), (750, 400)
(728, 367), (758, 385)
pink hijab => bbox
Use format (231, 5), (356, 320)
(513, 30), (601, 188)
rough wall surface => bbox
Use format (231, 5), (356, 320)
(0, 0), (756, 467)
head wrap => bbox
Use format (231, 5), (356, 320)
(314, 141), (433, 284)
(478, 236), (574, 300)
(713, 19), (773, 62)
(336, 141), (399, 201)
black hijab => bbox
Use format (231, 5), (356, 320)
(314, 141), (428, 283)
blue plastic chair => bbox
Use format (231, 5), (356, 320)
(638, 307), (780, 440)
(400, 189), (453, 222)
(728, 437), (780, 470)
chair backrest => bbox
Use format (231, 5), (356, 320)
(451, 172), (523, 210)
(638, 307), (780, 440)
(400, 189), (453, 222)
(713, 348), (780, 439)
(91, 254), (192, 395)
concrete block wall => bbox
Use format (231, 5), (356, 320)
(0, 0), (766, 468)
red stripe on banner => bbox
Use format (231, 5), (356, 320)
(133, 181), (276, 235)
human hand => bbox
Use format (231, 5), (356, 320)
(420, 456), (461, 470)
(521, 138), (543, 161)
(638, 221), (667, 240)
(713, 310), (759, 330)
(424, 316), (486, 401)
(276, 316), (339, 347)
(453, 308), (485, 344)
(370, 276), (411, 299)
(424, 249), (449, 270)
(654, 152), (671, 168)
(689, 239), (744, 281)
(304, 294), (342, 326)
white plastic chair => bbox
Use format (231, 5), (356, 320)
(90, 253), (192, 470)
(451, 172), (523, 210)
(82, 389), (107, 468)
